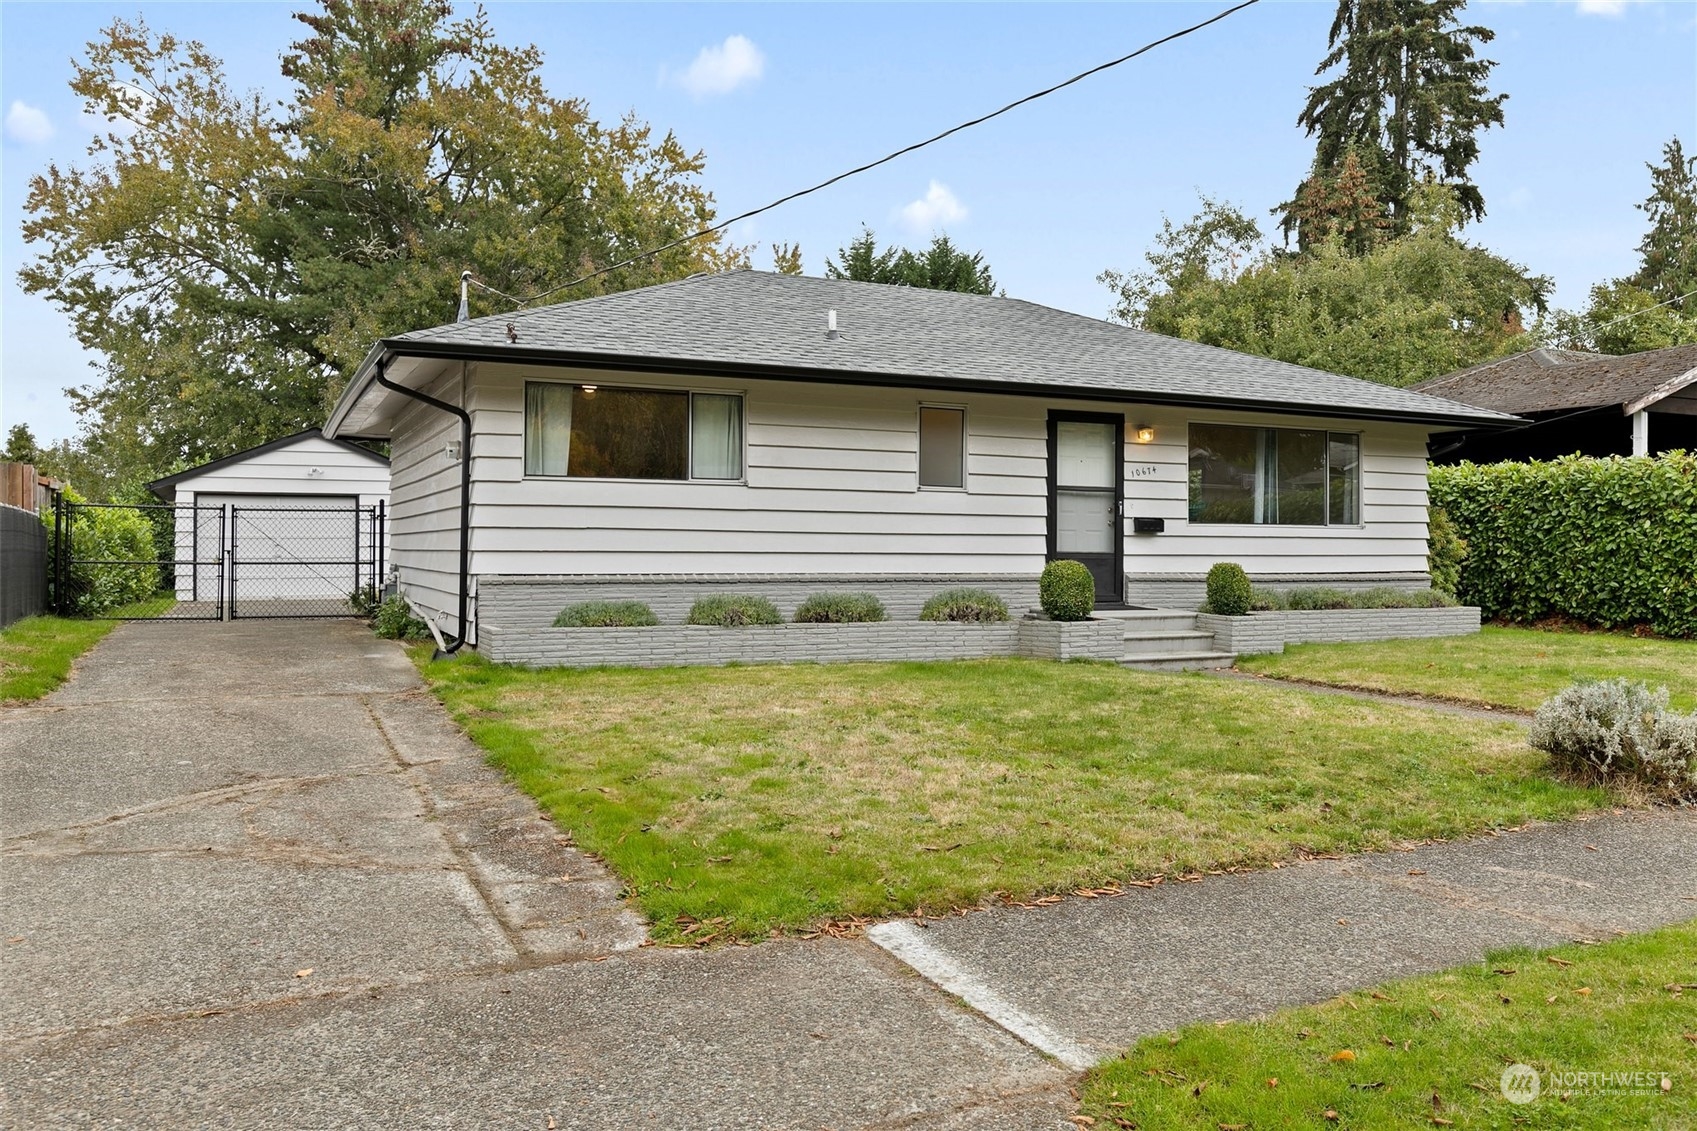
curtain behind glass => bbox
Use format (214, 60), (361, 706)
(690, 394), (742, 479)
(1328, 434), (1361, 524)
(524, 383), (572, 476)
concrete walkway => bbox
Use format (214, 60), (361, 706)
(3, 622), (1693, 1128)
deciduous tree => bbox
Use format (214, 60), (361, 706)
(1104, 187), (1548, 387)
(20, 1), (738, 488)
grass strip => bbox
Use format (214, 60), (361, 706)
(419, 654), (1606, 940)
(0, 615), (120, 703)
(1081, 919), (1697, 1129)
(1239, 627), (1697, 713)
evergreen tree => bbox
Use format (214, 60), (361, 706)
(824, 228), (996, 294)
(1284, 0), (1506, 243)
(3, 424), (42, 465)
(1282, 147), (1394, 255)
(1628, 137), (1697, 307)
(1547, 138), (1697, 353)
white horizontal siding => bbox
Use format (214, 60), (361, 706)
(173, 435), (388, 503)
(385, 361), (1439, 591)
(389, 364), (473, 641)
(1120, 405), (1432, 575)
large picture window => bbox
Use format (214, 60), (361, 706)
(1188, 424), (1360, 526)
(524, 383), (743, 480)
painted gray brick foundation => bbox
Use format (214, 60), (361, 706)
(1125, 572), (1433, 611)
(478, 574), (1041, 629)
(480, 618), (1124, 668)
(1197, 606), (1482, 656)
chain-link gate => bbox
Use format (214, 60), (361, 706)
(53, 498), (385, 620)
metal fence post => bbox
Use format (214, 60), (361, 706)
(52, 494), (65, 615)
(222, 504), (234, 622)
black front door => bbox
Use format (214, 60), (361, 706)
(1047, 412), (1124, 606)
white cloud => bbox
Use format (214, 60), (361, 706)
(900, 181), (968, 232)
(5, 101), (54, 145)
(673, 35), (765, 98)
(1577, 0), (1633, 15)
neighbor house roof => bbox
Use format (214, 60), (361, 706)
(1413, 343), (1697, 417)
(147, 429), (387, 502)
(327, 270), (1519, 438)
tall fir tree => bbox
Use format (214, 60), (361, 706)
(1628, 137), (1697, 307)
(1284, 0), (1505, 245)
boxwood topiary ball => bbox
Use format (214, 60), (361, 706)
(1039, 560), (1095, 621)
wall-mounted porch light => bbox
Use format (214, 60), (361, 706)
(1134, 424), (1156, 444)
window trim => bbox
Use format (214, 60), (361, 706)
(1185, 422), (1365, 529)
(917, 402), (968, 492)
(521, 378), (747, 484)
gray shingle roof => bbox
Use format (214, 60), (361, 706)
(1414, 343), (1697, 415)
(344, 270), (1517, 429)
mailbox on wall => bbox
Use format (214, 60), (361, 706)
(1132, 517), (1165, 535)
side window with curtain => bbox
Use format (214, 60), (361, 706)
(524, 381), (743, 481)
(690, 393), (743, 480)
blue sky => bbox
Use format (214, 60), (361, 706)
(2, 0), (1694, 444)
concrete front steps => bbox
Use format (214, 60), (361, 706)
(1095, 608), (1237, 672)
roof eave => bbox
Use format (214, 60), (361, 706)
(324, 340), (394, 439)
(1623, 364), (1697, 416)
(373, 338), (1523, 430)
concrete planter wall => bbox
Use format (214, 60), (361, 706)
(1015, 617), (1126, 661)
(478, 574), (1040, 629)
(1196, 606), (1482, 656)
(479, 616), (1124, 669)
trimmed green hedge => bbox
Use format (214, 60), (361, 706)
(1429, 454), (1697, 638)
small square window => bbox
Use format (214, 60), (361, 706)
(919, 407), (965, 489)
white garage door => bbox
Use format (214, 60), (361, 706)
(193, 494), (362, 605)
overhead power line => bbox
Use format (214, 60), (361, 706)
(468, 0), (1262, 311)
(1585, 287), (1697, 333)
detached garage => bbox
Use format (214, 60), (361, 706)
(147, 430), (390, 616)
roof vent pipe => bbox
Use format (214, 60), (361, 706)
(456, 270), (472, 323)
(826, 309), (840, 341)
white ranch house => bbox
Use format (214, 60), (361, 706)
(323, 270), (1511, 658)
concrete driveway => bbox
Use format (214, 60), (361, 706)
(8, 621), (1692, 1129)
(0, 622), (1070, 1129)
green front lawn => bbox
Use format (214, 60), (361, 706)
(419, 655), (1606, 940)
(1081, 920), (1697, 1130)
(0, 615), (120, 703)
(1239, 627), (1697, 713)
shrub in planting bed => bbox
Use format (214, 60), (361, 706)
(685, 595), (784, 627)
(919, 588), (1010, 623)
(553, 600), (661, 628)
